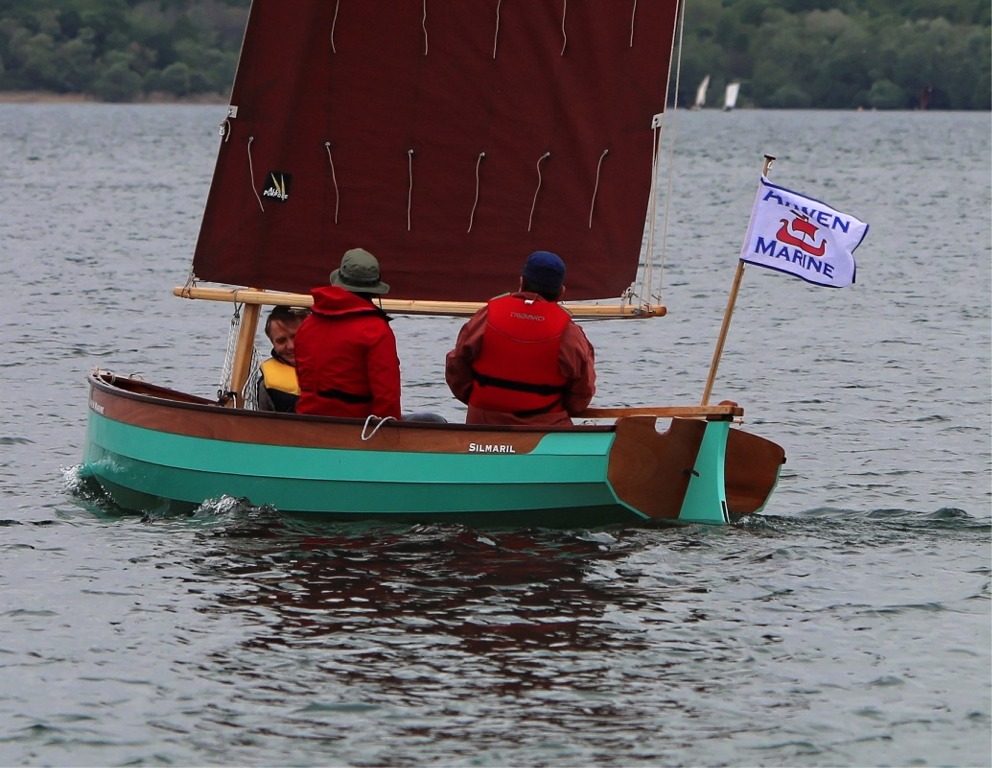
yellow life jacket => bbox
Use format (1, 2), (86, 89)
(260, 357), (300, 395)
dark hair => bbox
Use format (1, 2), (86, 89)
(264, 305), (310, 339)
(521, 278), (562, 302)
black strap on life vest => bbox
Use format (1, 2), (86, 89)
(510, 401), (563, 417)
(268, 388), (299, 413)
(471, 372), (565, 417)
(316, 387), (373, 404)
(471, 371), (566, 397)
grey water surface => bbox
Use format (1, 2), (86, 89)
(0, 105), (989, 767)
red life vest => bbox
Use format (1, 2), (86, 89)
(469, 294), (570, 417)
(295, 286), (402, 419)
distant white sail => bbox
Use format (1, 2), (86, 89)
(694, 75), (710, 109)
(724, 82), (741, 111)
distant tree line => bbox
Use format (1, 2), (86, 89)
(0, 0), (249, 102)
(678, 0), (991, 110)
(0, 0), (988, 109)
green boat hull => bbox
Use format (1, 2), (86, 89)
(82, 371), (784, 527)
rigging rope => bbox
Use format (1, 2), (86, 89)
(180, 266), (197, 296)
(560, 1), (568, 55)
(218, 303), (260, 408)
(240, 347), (260, 409)
(588, 149), (609, 229)
(631, 0), (685, 309)
(218, 303), (242, 400)
(247, 136), (264, 212)
(324, 142), (340, 224)
(492, 0), (502, 59)
(422, 0), (429, 55)
(641, 122), (662, 303)
(330, 0), (339, 53)
(653, 0), (688, 304)
(468, 152), (485, 233)
(528, 152), (551, 232)
(407, 149), (415, 231)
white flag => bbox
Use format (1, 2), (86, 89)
(740, 176), (868, 288)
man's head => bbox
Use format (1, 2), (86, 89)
(520, 250), (566, 300)
(264, 305), (309, 366)
(330, 248), (390, 295)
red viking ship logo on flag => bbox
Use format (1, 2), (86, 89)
(776, 214), (827, 258)
(740, 176), (868, 288)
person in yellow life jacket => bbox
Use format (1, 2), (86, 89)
(445, 250), (596, 426)
(256, 305), (310, 412)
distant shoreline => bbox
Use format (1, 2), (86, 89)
(0, 90), (228, 104)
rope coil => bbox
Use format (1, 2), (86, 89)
(362, 415), (397, 441)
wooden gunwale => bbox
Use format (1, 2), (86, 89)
(88, 371), (743, 445)
(88, 371), (605, 454)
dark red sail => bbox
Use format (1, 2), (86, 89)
(193, 1), (678, 301)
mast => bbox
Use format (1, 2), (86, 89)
(226, 302), (261, 406)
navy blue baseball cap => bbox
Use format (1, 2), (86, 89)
(521, 250), (565, 293)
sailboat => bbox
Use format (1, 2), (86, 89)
(693, 74), (711, 109)
(724, 81), (741, 111)
(83, 1), (785, 527)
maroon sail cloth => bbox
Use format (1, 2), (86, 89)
(193, 1), (678, 302)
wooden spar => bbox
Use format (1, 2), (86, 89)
(700, 154), (775, 406)
(701, 260), (746, 406)
(580, 404), (742, 420)
(172, 286), (666, 320)
(228, 300), (261, 407)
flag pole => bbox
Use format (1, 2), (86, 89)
(700, 154), (775, 406)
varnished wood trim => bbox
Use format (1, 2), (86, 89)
(725, 428), (786, 514)
(606, 417), (705, 520)
(172, 285), (666, 319)
(581, 404), (742, 420)
(88, 371), (609, 454)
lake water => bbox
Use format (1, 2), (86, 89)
(0, 105), (989, 767)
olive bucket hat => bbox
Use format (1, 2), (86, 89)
(330, 248), (390, 295)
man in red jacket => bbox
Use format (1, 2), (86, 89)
(295, 248), (402, 420)
(445, 250), (596, 426)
